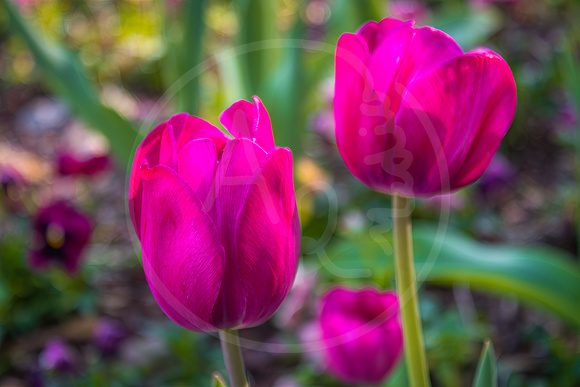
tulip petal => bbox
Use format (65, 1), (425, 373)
(176, 114), (230, 156)
(322, 287), (400, 322)
(219, 96), (275, 151)
(129, 123), (176, 238)
(231, 148), (299, 328)
(369, 24), (463, 119)
(140, 164), (224, 332)
(321, 314), (402, 384)
(358, 18), (409, 54)
(451, 50), (518, 189)
(177, 138), (218, 215)
(367, 21), (413, 107)
(396, 50), (517, 195)
(319, 287), (403, 384)
(211, 138), (267, 327)
(158, 124), (178, 168)
(214, 138), (268, 248)
(168, 113), (189, 147)
(335, 33), (408, 194)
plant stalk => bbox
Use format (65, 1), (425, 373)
(393, 195), (429, 387)
(219, 329), (249, 387)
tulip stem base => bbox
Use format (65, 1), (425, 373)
(219, 329), (249, 387)
(392, 195), (429, 387)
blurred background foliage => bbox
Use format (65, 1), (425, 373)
(0, 0), (579, 386)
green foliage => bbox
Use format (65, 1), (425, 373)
(421, 295), (488, 387)
(212, 372), (227, 387)
(324, 223), (580, 325)
(430, 7), (502, 50)
(0, 229), (89, 341)
(1, 0), (138, 166)
(162, 0), (206, 115)
(473, 340), (497, 387)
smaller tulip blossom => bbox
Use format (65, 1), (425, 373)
(334, 18), (517, 198)
(39, 338), (77, 373)
(91, 318), (127, 357)
(56, 152), (112, 177)
(128, 97), (300, 332)
(317, 286), (403, 385)
(29, 201), (92, 274)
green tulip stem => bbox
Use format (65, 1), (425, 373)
(219, 329), (249, 387)
(392, 195), (430, 387)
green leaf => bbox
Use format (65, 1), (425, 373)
(236, 0), (277, 94)
(211, 372), (227, 387)
(412, 223), (580, 326)
(216, 46), (250, 111)
(472, 340), (497, 387)
(261, 18), (306, 155)
(325, 224), (580, 325)
(1, 0), (138, 166)
(162, 0), (206, 114)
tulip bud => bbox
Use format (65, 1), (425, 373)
(317, 286), (403, 385)
(128, 97), (300, 332)
(334, 18), (517, 197)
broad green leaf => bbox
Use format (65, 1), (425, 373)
(472, 340), (497, 387)
(325, 224), (580, 325)
(212, 372), (227, 387)
(1, 0), (138, 166)
(412, 224), (580, 326)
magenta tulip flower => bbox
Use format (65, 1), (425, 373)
(128, 97), (300, 332)
(29, 201), (92, 274)
(318, 286), (403, 385)
(334, 18), (517, 197)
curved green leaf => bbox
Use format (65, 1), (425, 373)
(412, 223), (580, 326)
(324, 224), (580, 325)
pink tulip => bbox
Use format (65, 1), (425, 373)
(334, 18), (517, 197)
(128, 97), (300, 332)
(318, 286), (403, 385)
